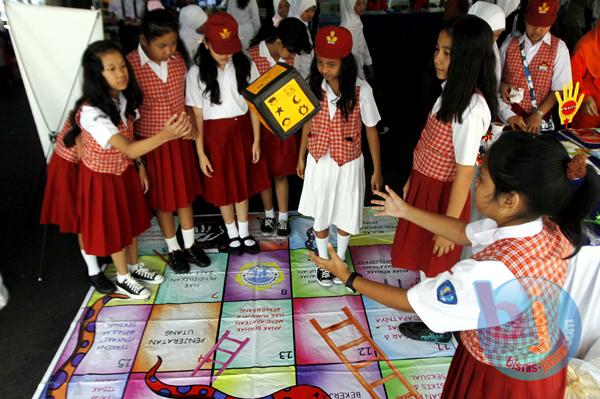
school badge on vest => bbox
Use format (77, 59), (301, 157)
(437, 280), (458, 305)
(243, 63), (320, 139)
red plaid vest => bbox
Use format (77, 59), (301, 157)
(78, 106), (134, 175)
(412, 112), (456, 181)
(54, 118), (79, 164)
(248, 43), (295, 75)
(461, 220), (572, 366)
(127, 50), (187, 138)
(502, 35), (559, 115)
(308, 87), (362, 166)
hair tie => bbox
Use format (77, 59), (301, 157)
(566, 154), (588, 186)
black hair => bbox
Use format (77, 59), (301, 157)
(193, 42), (252, 105)
(141, 9), (190, 67)
(308, 54), (358, 121)
(486, 131), (600, 256)
(63, 40), (142, 148)
(236, 0), (251, 9)
(250, 17), (312, 53)
(436, 15), (498, 123)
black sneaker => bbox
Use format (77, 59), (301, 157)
(131, 263), (164, 285)
(166, 249), (190, 274)
(241, 235), (260, 254)
(316, 267), (333, 287)
(115, 276), (151, 300)
(228, 237), (244, 256)
(186, 241), (211, 267)
(398, 321), (453, 344)
(276, 219), (290, 236)
(260, 217), (276, 234)
(89, 272), (116, 294)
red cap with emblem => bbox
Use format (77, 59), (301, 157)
(526, 0), (558, 27)
(204, 12), (242, 54)
(314, 26), (353, 59)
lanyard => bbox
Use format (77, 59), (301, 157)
(518, 40), (539, 111)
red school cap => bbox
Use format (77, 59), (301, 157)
(314, 26), (353, 59)
(204, 12), (242, 55)
(526, 0), (558, 27)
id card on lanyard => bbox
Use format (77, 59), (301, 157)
(519, 41), (554, 131)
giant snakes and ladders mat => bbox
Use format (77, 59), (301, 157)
(34, 210), (456, 399)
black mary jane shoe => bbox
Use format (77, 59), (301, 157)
(228, 237), (244, 256)
(241, 235), (260, 255)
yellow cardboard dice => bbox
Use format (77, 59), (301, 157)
(243, 63), (320, 140)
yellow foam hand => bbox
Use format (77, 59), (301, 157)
(555, 80), (585, 127)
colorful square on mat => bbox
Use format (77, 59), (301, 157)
(211, 366), (296, 398)
(122, 371), (212, 398)
(350, 207), (397, 246)
(224, 250), (291, 301)
(297, 363), (387, 398)
(293, 295), (375, 365)
(132, 303), (221, 373)
(217, 299), (294, 368)
(380, 357), (452, 398)
(290, 248), (357, 298)
(350, 244), (421, 288)
(156, 253), (227, 304)
(67, 373), (129, 398)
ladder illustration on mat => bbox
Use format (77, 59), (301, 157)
(191, 329), (250, 381)
(310, 307), (421, 399)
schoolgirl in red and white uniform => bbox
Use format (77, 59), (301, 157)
(247, 17), (312, 236)
(128, 9), (209, 274)
(498, 0), (571, 133)
(297, 26), (382, 287)
(391, 16), (496, 278)
(186, 12), (271, 256)
(66, 40), (190, 299)
(289, 0), (317, 79)
(314, 131), (600, 399)
(41, 118), (117, 294)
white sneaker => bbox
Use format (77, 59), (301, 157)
(115, 276), (151, 300)
(131, 263), (164, 285)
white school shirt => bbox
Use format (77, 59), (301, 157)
(322, 78), (380, 127)
(108, 0), (145, 20)
(498, 32), (572, 123)
(138, 44), (170, 83)
(407, 217), (544, 333)
(80, 93), (139, 149)
(259, 40), (286, 66)
(432, 84), (492, 166)
(185, 60), (260, 120)
(226, 0), (261, 36)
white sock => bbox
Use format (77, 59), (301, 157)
(238, 221), (256, 246)
(265, 208), (275, 219)
(165, 236), (181, 252)
(116, 273), (130, 283)
(238, 220), (250, 238)
(226, 222), (241, 247)
(316, 236), (329, 260)
(81, 250), (100, 276)
(279, 211), (288, 222)
(127, 263), (141, 273)
(182, 228), (195, 249)
(336, 233), (350, 261)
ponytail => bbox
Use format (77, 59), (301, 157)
(62, 98), (86, 148)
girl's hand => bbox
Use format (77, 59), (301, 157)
(199, 153), (214, 177)
(296, 158), (306, 179)
(138, 166), (149, 194)
(184, 127), (199, 140)
(308, 244), (352, 284)
(371, 185), (408, 219)
(162, 113), (191, 140)
(371, 171), (383, 192)
(584, 96), (599, 116)
(525, 112), (542, 133)
(507, 115), (526, 130)
(433, 235), (455, 257)
(252, 141), (260, 163)
(403, 178), (410, 199)
(500, 82), (511, 104)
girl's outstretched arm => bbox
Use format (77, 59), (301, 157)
(372, 185), (471, 246)
(310, 244), (413, 313)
